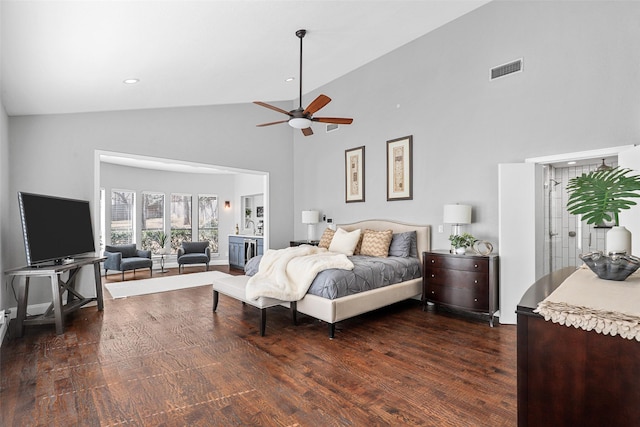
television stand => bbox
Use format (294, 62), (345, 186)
(5, 256), (106, 337)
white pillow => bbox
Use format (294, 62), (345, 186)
(328, 228), (362, 255)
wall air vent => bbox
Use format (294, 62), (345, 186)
(326, 123), (339, 133)
(490, 58), (523, 80)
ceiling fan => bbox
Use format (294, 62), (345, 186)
(254, 29), (353, 136)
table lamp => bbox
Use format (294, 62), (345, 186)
(443, 204), (472, 236)
(301, 210), (320, 242)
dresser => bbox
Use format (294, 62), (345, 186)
(422, 250), (499, 326)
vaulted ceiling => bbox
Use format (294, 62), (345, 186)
(1, 0), (489, 116)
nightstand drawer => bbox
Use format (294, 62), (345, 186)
(426, 283), (489, 311)
(425, 268), (488, 292)
(424, 254), (488, 273)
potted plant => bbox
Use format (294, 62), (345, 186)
(567, 166), (640, 254)
(156, 231), (168, 254)
(449, 232), (477, 254)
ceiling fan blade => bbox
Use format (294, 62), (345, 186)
(301, 127), (313, 136)
(254, 101), (291, 116)
(312, 117), (354, 125)
(303, 94), (331, 115)
(256, 120), (289, 127)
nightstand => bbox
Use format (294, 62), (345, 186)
(422, 250), (499, 326)
(290, 240), (319, 247)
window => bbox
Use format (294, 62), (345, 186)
(170, 193), (192, 253)
(198, 194), (219, 254)
(141, 192), (165, 254)
(110, 190), (135, 244)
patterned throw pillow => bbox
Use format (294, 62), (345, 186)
(318, 228), (336, 249)
(353, 230), (366, 255)
(359, 229), (393, 257)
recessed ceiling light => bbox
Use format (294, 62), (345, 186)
(568, 161), (576, 165)
(285, 77), (295, 82)
(123, 78), (139, 84)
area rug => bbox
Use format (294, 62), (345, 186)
(105, 271), (231, 299)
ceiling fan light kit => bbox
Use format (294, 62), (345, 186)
(254, 29), (353, 136)
(289, 117), (311, 129)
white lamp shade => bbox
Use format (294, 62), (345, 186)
(301, 210), (320, 224)
(443, 204), (472, 224)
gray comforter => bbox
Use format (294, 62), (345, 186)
(245, 254), (422, 300)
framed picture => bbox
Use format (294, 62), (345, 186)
(256, 206), (264, 218)
(386, 135), (413, 201)
(345, 146), (365, 203)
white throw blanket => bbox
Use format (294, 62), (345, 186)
(246, 245), (354, 301)
(535, 266), (640, 341)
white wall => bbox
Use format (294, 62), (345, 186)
(292, 1), (640, 254)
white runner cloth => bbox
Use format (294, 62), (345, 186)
(535, 266), (640, 341)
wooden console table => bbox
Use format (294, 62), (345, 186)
(6, 257), (105, 337)
(517, 267), (640, 426)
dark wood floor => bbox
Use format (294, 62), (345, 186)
(1, 266), (517, 426)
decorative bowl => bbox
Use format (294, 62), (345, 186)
(579, 251), (640, 281)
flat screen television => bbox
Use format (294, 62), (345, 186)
(18, 192), (96, 266)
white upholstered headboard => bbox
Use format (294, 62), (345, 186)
(337, 219), (430, 258)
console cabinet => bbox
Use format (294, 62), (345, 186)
(517, 267), (640, 426)
(229, 236), (263, 270)
(423, 250), (499, 326)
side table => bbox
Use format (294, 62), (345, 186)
(154, 252), (168, 273)
(5, 257), (105, 336)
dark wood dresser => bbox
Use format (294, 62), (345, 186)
(517, 267), (640, 426)
(422, 250), (499, 326)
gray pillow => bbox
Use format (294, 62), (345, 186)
(388, 231), (416, 257)
(244, 255), (262, 276)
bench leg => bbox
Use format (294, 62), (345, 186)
(291, 301), (297, 325)
(213, 290), (219, 311)
(328, 323), (335, 339)
(260, 308), (267, 336)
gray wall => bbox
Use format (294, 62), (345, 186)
(5, 103), (294, 307)
(292, 1), (640, 250)
(0, 100), (7, 313)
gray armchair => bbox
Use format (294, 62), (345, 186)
(104, 244), (153, 281)
(177, 241), (211, 273)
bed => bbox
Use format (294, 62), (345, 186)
(247, 219), (430, 337)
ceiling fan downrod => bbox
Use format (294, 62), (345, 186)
(296, 29), (306, 110)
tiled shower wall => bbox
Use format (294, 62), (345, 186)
(543, 160), (617, 275)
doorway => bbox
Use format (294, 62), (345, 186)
(542, 158), (617, 275)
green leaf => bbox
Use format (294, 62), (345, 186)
(566, 167), (640, 226)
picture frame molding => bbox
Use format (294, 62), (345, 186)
(386, 135), (413, 201)
(345, 145), (366, 203)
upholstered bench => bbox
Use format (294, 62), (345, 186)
(211, 274), (296, 336)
